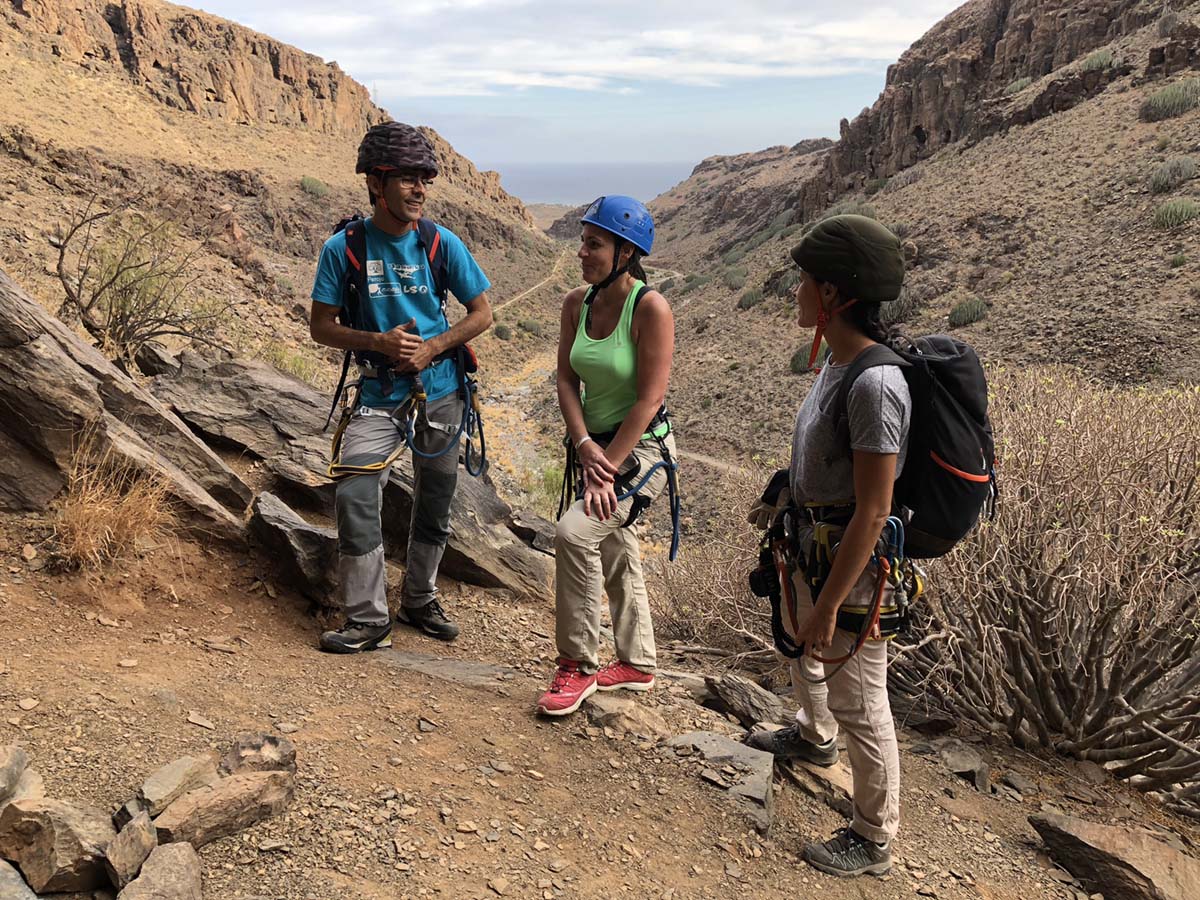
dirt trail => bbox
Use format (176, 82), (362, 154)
(493, 248), (574, 314)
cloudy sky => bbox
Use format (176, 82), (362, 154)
(191, 1), (963, 200)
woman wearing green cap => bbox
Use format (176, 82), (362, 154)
(747, 214), (910, 876)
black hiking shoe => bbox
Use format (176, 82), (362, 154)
(319, 621), (393, 654)
(803, 827), (892, 877)
(745, 723), (838, 766)
(396, 599), (460, 642)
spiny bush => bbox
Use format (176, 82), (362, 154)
(518, 318), (542, 335)
(737, 288), (764, 310)
(1081, 49), (1114, 72)
(1153, 198), (1200, 229)
(886, 166), (924, 192)
(723, 266), (748, 290)
(493, 322), (512, 340)
(52, 436), (173, 571)
(864, 177), (889, 196)
(1140, 79), (1200, 122)
(660, 277), (677, 292)
(300, 175), (330, 198)
(1150, 157), (1196, 193)
(722, 247), (746, 266)
(789, 343), (824, 374)
(948, 295), (988, 327)
(881, 285), (920, 327)
(1004, 76), (1034, 96)
(677, 274), (711, 295)
(1170, 253), (1187, 268)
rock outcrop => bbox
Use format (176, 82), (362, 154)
(0, 797), (116, 893)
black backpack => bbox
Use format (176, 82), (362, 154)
(836, 335), (996, 558)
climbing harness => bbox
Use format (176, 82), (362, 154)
(557, 406), (683, 561)
(327, 344), (488, 480)
(749, 504), (924, 683)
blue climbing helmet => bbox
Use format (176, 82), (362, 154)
(580, 195), (654, 255)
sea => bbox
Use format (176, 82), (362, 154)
(486, 161), (696, 206)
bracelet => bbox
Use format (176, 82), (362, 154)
(575, 435), (593, 450)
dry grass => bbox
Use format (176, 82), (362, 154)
(52, 437), (174, 570)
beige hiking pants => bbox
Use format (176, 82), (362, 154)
(554, 434), (675, 675)
(784, 565), (901, 844)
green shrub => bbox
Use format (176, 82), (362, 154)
(1140, 79), (1200, 122)
(723, 266), (748, 290)
(300, 175), (330, 198)
(259, 341), (325, 387)
(1004, 76), (1033, 96)
(881, 286), (919, 327)
(1157, 135), (1172, 152)
(887, 167), (924, 191)
(790, 341), (825, 374)
(887, 222), (912, 239)
(1153, 198), (1200, 229)
(677, 274), (711, 295)
(774, 269), (802, 298)
(737, 288), (764, 310)
(743, 226), (781, 253)
(864, 178), (888, 196)
(660, 277), (676, 292)
(517, 318), (542, 335)
(1170, 253), (1187, 268)
(494, 322), (512, 340)
(722, 247), (746, 266)
(685, 273), (701, 283)
(948, 296), (988, 328)
(770, 210), (795, 230)
(1151, 157), (1197, 193)
(1082, 49), (1114, 72)
(780, 223), (802, 239)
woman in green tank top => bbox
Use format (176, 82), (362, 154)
(536, 195), (678, 718)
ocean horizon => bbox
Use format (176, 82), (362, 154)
(485, 161), (696, 206)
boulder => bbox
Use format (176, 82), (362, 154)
(150, 355), (552, 601)
(939, 739), (990, 793)
(703, 674), (784, 729)
(1030, 812), (1200, 900)
(0, 745), (28, 805)
(219, 733), (297, 776)
(154, 770), (294, 848)
(0, 269), (248, 535)
(139, 756), (220, 817)
(247, 493), (337, 600)
(117, 842), (202, 900)
(0, 859), (36, 899)
(667, 732), (774, 834)
(103, 811), (157, 889)
(0, 798), (116, 893)
(585, 694), (671, 740)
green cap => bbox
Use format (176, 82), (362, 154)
(789, 214), (905, 303)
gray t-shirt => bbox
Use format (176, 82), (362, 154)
(789, 362), (912, 506)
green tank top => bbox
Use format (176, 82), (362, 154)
(569, 280), (644, 434)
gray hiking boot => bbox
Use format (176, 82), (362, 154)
(745, 723), (838, 766)
(803, 827), (892, 877)
(319, 620), (393, 654)
(396, 599), (460, 642)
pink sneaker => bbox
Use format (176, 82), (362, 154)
(537, 659), (598, 716)
(596, 660), (655, 693)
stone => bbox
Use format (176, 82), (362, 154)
(1002, 772), (1039, 796)
(248, 493), (337, 601)
(0, 798), (116, 892)
(118, 842), (202, 900)
(219, 733), (297, 776)
(666, 732), (774, 834)
(16, 699), (38, 712)
(0, 745), (29, 805)
(1030, 812), (1200, 900)
(382, 651), (519, 691)
(0, 859), (35, 899)
(1074, 760), (1108, 786)
(103, 812), (157, 889)
(139, 756), (219, 816)
(154, 770), (295, 848)
(939, 740), (990, 793)
(5, 768), (44, 807)
(133, 342), (181, 378)
(585, 694), (671, 739)
(113, 798), (148, 832)
(0, 269), (247, 532)
(185, 712), (214, 731)
(702, 674), (784, 729)
(780, 758), (854, 819)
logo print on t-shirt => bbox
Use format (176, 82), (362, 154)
(366, 260), (384, 277)
(390, 264), (420, 279)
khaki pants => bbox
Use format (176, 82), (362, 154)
(554, 434), (675, 675)
(784, 565), (901, 844)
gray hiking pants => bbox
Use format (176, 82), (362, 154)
(334, 393), (462, 626)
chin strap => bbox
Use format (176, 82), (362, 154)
(807, 297), (859, 372)
(594, 237), (630, 290)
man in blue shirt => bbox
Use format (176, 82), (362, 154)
(310, 121), (493, 652)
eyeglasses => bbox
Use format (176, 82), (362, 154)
(390, 172), (435, 189)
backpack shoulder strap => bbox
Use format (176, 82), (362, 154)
(631, 283), (650, 314)
(341, 218), (369, 327)
(415, 218), (448, 303)
(833, 343), (909, 445)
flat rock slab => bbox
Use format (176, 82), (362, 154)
(781, 758), (854, 819)
(667, 731), (774, 834)
(0, 745), (29, 805)
(118, 842), (202, 900)
(248, 492), (337, 601)
(585, 694), (671, 740)
(1030, 812), (1200, 900)
(154, 770), (294, 848)
(140, 756), (219, 817)
(703, 674), (784, 729)
(0, 797), (116, 893)
(104, 811), (157, 889)
(0, 859), (36, 899)
(220, 733), (297, 776)
(381, 650), (519, 691)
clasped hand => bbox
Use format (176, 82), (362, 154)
(378, 319), (434, 374)
(579, 441), (620, 520)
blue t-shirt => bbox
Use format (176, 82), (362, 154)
(311, 219), (491, 407)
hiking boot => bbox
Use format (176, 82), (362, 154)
(396, 599), (460, 642)
(319, 621), (393, 654)
(596, 660), (655, 693)
(802, 827), (892, 877)
(537, 659), (597, 717)
(744, 723), (838, 766)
